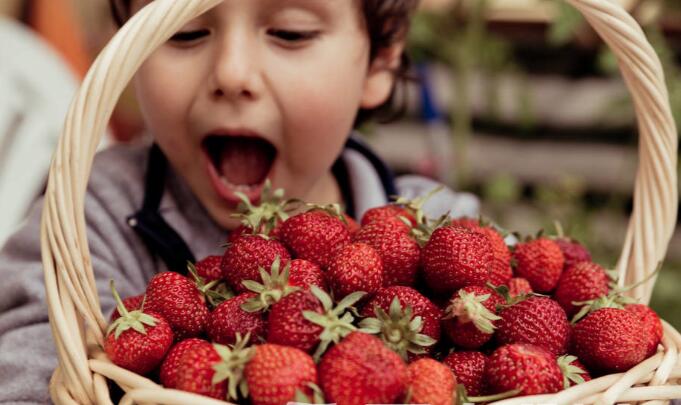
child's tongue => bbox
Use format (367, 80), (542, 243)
(217, 137), (273, 186)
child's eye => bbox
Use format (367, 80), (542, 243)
(169, 30), (210, 42)
(267, 29), (319, 43)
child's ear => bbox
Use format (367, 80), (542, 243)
(360, 42), (405, 109)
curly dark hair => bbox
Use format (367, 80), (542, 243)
(108, 0), (419, 125)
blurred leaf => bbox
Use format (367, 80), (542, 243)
(482, 174), (521, 204)
(548, 2), (584, 45)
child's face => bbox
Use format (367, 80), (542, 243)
(132, 0), (401, 229)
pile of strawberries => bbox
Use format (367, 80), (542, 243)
(105, 184), (664, 405)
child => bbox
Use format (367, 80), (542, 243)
(0, 0), (478, 402)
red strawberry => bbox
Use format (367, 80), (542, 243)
(159, 338), (208, 388)
(221, 234), (291, 294)
(267, 290), (324, 352)
(571, 308), (647, 373)
(497, 296), (570, 355)
(327, 242), (383, 299)
(244, 344), (318, 405)
(442, 351), (487, 396)
(442, 285), (503, 350)
(145, 272), (209, 339)
(361, 205), (416, 227)
(288, 259), (327, 291)
(279, 210), (352, 269)
(269, 286), (365, 359)
(318, 332), (408, 405)
(360, 290), (439, 360)
(105, 283), (174, 375)
(485, 343), (563, 396)
(512, 237), (564, 293)
(195, 255), (223, 282)
(207, 293), (267, 345)
(557, 355), (591, 388)
(479, 227), (513, 286)
(507, 277), (533, 297)
(361, 286), (442, 347)
(405, 358), (457, 405)
(449, 217), (481, 229)
(421, 226), (494, 294)
(554, 262), (609, 317)
(110, 294), (144, 321)
(555, 238), (592, 270)
(354, 218), (421, 286)
(625, 304), (663, 357)
(175, 337), (253, 401)
(343, 214), (361, 234)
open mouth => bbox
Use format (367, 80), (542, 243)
(202, 135), (277, 199)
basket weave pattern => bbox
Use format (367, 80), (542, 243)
(41, 0), (680, 403)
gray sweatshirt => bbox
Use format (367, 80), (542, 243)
(0, 139), (479, 404)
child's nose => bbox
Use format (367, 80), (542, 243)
(211, 33), (261, 101)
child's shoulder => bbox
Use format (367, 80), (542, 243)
(88, 139), (152, 203)
(395, 174), (480, 219)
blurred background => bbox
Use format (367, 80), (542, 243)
(1, 0), (680, 325)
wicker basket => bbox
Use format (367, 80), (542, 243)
(41, 0), (681, 403)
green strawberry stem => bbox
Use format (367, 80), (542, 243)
(186, 262), (234, 308)
(107, 280), (157, 339)
(359, 297), (436, 360)
(294, 382), (326, 404)
(231, 179), (302, 235)
(303, 286), (366, 362)
(444, 290), (500, 334)
(557, 355), (588, 389)
(241, 256), (300, 313)
(212, 333), (255, 401)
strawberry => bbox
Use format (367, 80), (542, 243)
(442, 285), (503, 350)
(343, 214), (361, 234)
(266, 290), (324, 353)
(244, 344), (318, 405)
(279, 209), (352, 269)
(485, 343), (563, 396)
(268, 287), (365, 359)
(110, 294), (144, 321)
(221, 234), (291, 294)
(480, 227), (513, 286)
(195, 255), (223, 282)
(421, 226), (494, 294)
(554, 262), (609, 317)
(353, 218), (421, 286)
(496, 296), (570, 355)
(318, 332), (409, 405)
(207, 293), (267, 345)
(507, 277), (533, 297)
(144, 272), (209, 339)
(449, 217), (481, 229)
(361, 205), (416, 227)
(512, 237), (564, 293)
(104, 282), (174, 375)
(554, 238), (591, 270)
(405, 358), (457, 405)
(327, 242), (383, 299)
(159, 338), (209, 388)
(288, 259), (327, 291)
(442, 351), (487, 396)
(571, 307), (647, 373)
(557, 355), (591, 388)
(625, 304), (663, 357)
(359, 295), (437, 360)
(361, 286), (442, 348)
(230, 180), (296, 238)
(175, 337), (253, 401)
